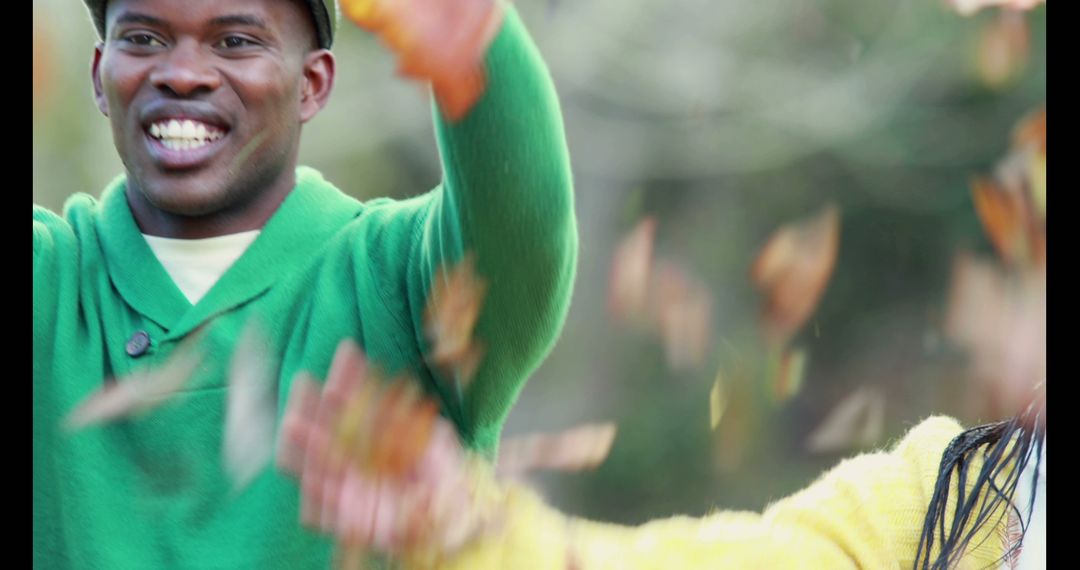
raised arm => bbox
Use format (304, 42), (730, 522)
(422, 417), (1008, 569)
(406, 5), (578, 455)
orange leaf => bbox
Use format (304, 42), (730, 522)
(750, 204), (841, 346)
(424, 254), (488, 385)
(1012, 106), (1046, 154)
(971, 177), (1029, 266)
(340, 0), (504, 121)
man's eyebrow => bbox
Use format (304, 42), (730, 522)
(207, 15), (270, 30)
(113, 12), (169, 28)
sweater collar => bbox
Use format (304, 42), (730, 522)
(97, 166), (363, 339)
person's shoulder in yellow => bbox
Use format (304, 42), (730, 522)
(423, 416), (1010, 570)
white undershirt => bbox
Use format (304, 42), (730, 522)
(1009, 438), (1045, 569)
(143, 230), (261, 304)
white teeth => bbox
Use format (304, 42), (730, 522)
(161, 138), (210, 151)
(149, 118), (224, 150)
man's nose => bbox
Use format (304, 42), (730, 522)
(149, 40), (220, 97)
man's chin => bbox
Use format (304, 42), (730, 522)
(134, 180), (232, 218)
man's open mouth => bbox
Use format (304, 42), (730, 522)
(147, 119), (228, 152)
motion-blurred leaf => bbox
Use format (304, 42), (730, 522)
(224, 325), (278, 491)
(751, 205), (841, 346)
(63, 342), (204, 431)
(806, 386), (885, 454)
(340, 0), (504, 121)
(496, 423), (617, 477)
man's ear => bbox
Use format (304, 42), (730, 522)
(91, 42), (109, 117)
(300, 50), (335, 124)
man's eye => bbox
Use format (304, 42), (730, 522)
(123, 34), (164, 47)
(218, 36), (256, 49)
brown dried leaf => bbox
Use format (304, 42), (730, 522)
(1010, 107), (1046, 225)
(425, 254), (488, 386)
(340, 0), (504, 121)
(1012, 106), (1046, 154)
(751, 205), (841, 346)
(972, 177), (1031, 266)
(972, 107), (1047, 269)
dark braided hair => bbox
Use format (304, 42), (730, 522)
(914, 389), (1045, 569)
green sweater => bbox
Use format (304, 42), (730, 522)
(33, 10), (577, 569)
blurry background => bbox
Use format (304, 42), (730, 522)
(34, 0), (1045, 525)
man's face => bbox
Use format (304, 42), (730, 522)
(92, 0), (332, 226)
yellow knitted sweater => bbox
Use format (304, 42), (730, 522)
(411, 416), (1010, 569)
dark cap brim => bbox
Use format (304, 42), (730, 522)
(83, 0), (337, 49)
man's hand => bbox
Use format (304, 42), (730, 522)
(277, 340), (490, 556)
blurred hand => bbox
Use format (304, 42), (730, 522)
(277, 341), (489, 556)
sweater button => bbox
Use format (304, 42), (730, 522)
(126, 331), (151, 357)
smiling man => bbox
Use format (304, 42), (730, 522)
(32, 0), (577, 567)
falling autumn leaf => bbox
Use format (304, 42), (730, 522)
(712, 374), (752, 474)
(970, 107), (1046, 270)
(425, 254), (488, 386)
(496, 423), (617, 477)
(805, 385), (885, 454)
(340, 0), (505, 121)
(652, 262), (713, 371)
(769, 347), (808, 404)
(223, 325), (278, 492)
(608, 217), (657, 322)
(750, 204), (841, 346)
(944, 253), (1045, 417)
(975, 10), (1030, 90)
(971, 177), (1032, 266)
(1012, 106), (1046, 154)
(609, 218), (714, 370)
(63, 341), (204, 431)
(1010, 107), (1047, 223)
(709, 371), (727, 430)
